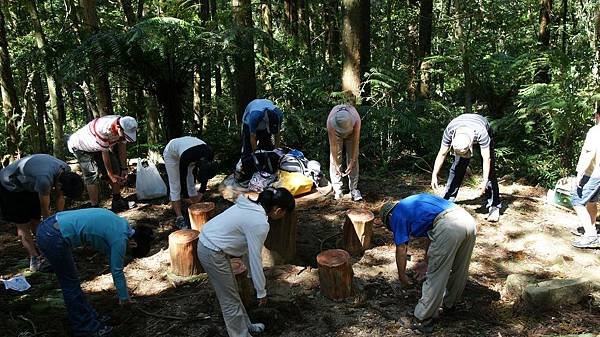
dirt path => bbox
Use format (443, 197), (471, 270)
(1, 174), (599, 337)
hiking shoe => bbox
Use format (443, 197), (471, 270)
(175, 216), (189, 230)
(571, 226), (585, 236)
(351, 189), (363, 202)
(572, 235), (600, 248)
(486, 206), (500, 222)
(410, 317), (434, 333)
(248, 323), (265, 333)
(111, 197), (129, 213)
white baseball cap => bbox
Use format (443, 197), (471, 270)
(119, 116), (138, 142)
(451, 129), (473, 158)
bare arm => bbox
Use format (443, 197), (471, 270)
(55, 189), (65, 212)
(102, 151), (117, 183)
(327, 126), (342, 175)
(431, 144), (450, 189)
(479, 147), (491, 194)
(395, 244), (412, 286)
(250, 133), (258, 152)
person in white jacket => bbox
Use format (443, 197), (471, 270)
(197, 187), (295, 337)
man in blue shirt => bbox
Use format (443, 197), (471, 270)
(36, 208), (153, 337)
(238, 99), (283, 181)
(380, 193), (476, 333)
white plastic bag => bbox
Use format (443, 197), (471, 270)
(136, 158), (167, 200)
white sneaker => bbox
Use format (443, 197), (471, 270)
(487, 206), (500, 222)
(248, 323), (265, 333)
(334, 191), (343, 200)
(351, 189), (363, 202)
(572, 235), (600, 248)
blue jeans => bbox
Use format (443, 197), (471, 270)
(36, 215), (103, 336)
(443, 144), (501, 209)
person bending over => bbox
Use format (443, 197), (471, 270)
(163, 136), (216, 229)
(36, 208), (153, 337)
(0, 154), (83, 271)
(197, 188), (295, 337)
(380, 193), (476, 333)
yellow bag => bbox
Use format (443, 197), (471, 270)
(277, 171), (314, 196)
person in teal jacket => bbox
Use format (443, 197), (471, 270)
(36, 208), (153, 337)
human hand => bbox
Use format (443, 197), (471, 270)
(478, 180), (487, 196)
(258, 297), (268, 307)
(431, 176), (439, 191)
(108, 172), (123, 184)
(343, 161), (355, 177)
(399, 274), (413, 288)
(413, 261), (428, 282)
(119, 297), (136, 307)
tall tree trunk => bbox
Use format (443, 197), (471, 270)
(232, 0), (257, 122)
(26, 0), (65, 159)
(32, 72), (48, 153)
(210, 0), (222, 97)
(594, 9), (600, 114)
(325, 0), (340, 67)
(146, 92), (160, 144)
(455, 0), (472, 113)
(0, 6), (21, 158)
(298, 0), (311, 55)
(561, 0), (567, 54)
(193, 66), (202, 131)
(535, 0), (552, 83)
(416, 0), (433, 105)
(359, 0), (370, 102)
(119, 0), (136, 26)
(80, 0), (114, 116)
(200, 0), (211, 134)
(341, 0), (361, 103)
(284, 0), (298, 37)
(260, 0), (273, 60)
(137, 0), (144, 19)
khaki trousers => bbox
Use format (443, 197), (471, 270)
(197, 242), (253, 337)
(414, 206), (477, 321)
(329, 134), (359, 194)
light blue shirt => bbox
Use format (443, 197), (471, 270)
(56, 208), (132, 300)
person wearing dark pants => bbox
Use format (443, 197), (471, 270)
(0, 154), (84, 271)
(36, 208), (153, 337)
(431, 114), (501, 222)
(238, 99), (283, 181)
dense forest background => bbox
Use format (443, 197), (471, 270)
(0, 0), (598, 187)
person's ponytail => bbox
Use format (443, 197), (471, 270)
(257, 187), (295, 214)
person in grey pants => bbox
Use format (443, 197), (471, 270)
(197, 188), (295, 337)
(380, 193), (477, 333)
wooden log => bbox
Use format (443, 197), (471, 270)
(230, 258), (254, 306)
(262, 210), (297, 267)
(343, 209), (374, 255)
(169, 229), (203, 276)
(188, 202), (216, 232)
(316, 249), (354, 300)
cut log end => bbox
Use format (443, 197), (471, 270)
(189, 202), (216, 214)
(347, 209), (375, 222)
(169, 229), (200, 244)
(317, 249), (351, 268)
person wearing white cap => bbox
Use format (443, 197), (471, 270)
(327, 104), (362, 201)
(430, 113), (501, 222)
(68, 115), (138, 212)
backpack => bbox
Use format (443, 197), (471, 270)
(278, 148), (323, 185)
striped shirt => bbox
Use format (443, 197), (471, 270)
(441, 114), (492, 149)
(68, 115), (124, 153)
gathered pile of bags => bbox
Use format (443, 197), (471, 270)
(235, 147), (325, 196)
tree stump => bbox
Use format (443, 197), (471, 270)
(262, 210), (297, 267)
(169, 229), (203, 276)
(316, 249), (354, 300)
(230, 258), (254, 306)
(343, 209), (374, 255)
(188, 202), (216, 232)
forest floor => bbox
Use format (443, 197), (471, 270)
(1, 172), (600, 337)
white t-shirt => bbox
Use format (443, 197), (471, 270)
(163, 136), (206, 158)
(576, 124), (600, 177)
(68, 115), (123, 153)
